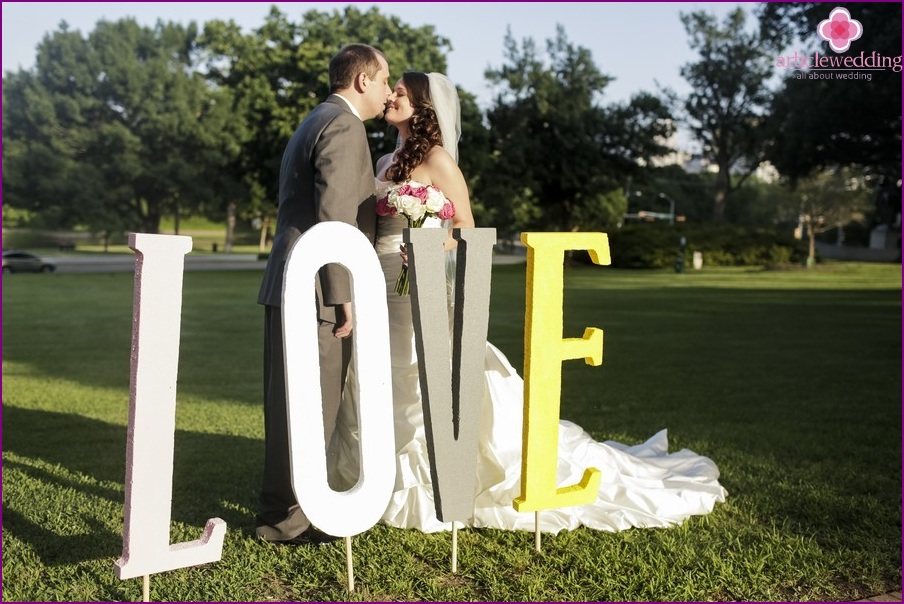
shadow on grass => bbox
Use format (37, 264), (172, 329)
(3, 407), (263, 566)
(1, 504), (121, 568)
(1, 271), (265, 404)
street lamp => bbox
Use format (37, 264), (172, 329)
(658, 193), (676, 226)
(623, 191), (678, 225)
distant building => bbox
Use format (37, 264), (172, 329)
(680, 154), (779, 183)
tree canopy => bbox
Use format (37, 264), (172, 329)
(670, 8), (776, 223)
(199, 6), (452, 232)
(2, 19), (245, 235)
(479, 26), (673, 234)
(8, 8), (871, 243)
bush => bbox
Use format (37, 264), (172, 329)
(594, 223), (808, 268)
(1, 228), (96, 250)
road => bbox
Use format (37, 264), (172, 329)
(41, 248), (527, 274)
(43, 253), (269, 273)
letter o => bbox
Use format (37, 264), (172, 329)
(282, 222), (395, 537)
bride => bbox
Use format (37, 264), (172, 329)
(329, 71), (727, 533)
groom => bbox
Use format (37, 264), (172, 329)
(256, 44), (392, 544)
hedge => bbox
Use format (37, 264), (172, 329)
(590, 223), (809, 269)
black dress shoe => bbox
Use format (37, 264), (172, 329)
(266, 526), (341, 547)
(302, 526), (342, 545)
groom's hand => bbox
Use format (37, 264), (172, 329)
(333, 302), (353, 339)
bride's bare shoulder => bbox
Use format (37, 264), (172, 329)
(423, 146), (457, 174)
(423, 146), (460, 181)
(424, 145), (454, 164)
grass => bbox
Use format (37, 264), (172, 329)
(2, 261), (901, 601)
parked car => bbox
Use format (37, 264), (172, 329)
(2, 250), (56, 273)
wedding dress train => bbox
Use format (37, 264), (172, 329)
(327, 180), (727, 534)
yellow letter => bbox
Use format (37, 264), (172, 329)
(513, 232), (610, 513)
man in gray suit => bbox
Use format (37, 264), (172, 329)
(256, 44), (392, 544)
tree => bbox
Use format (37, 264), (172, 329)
(758, 3), (901, 227)
(199, 6), (454, 248)
(639, 165), (717, 225)
(455, 87), (492, 224)
(2, 19), (246, 237)
(783, 169), (873, 267)
(669, 8), (777, 223)
(2, 25), (119, 235)
(481, 26), (673, 235)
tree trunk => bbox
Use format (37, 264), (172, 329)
(712, 167), (730, 223)
(259, 216), (271, 253)
(225, 201), (236, 253)
(807, 221), (816, 268)
(142, 209), (161, 234)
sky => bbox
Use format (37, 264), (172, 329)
(2, 1), (760, 109)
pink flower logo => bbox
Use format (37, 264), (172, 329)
(817, 7), (863, 53)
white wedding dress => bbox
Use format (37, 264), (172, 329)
(327, 179), (727, 534)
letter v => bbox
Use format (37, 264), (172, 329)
(405, 227), (496, 522)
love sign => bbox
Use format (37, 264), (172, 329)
(117, 225), (608, 582)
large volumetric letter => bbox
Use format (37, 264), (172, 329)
(405, 227), (496, 522)
(513, 232), (610, 513)
(115, 234), (226, 581)
(282, 222), (394, 537)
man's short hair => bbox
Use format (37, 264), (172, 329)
(329, 44), (385, 93)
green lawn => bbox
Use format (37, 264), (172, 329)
(2, 262), (901, 601)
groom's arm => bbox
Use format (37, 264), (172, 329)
(313, 112), (371, 309)
(333, 302), (353, 339)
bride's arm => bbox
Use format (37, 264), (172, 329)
(424, 148), (475, 251)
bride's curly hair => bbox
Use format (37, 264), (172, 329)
(386, 72), (444, 183)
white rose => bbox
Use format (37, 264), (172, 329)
(387, 190), (409, 212)
(424, 187), (447, 213)
(397, 194), (426, 221)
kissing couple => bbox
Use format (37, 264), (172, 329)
(256, 43), (726, 544)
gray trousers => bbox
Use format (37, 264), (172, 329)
(256, 304), (351, 541)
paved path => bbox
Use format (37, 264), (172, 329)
(44, 253), (266, 273)
(857, 591), (901, 602)
(42, 250), (527, 273)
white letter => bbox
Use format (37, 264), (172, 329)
(282, 222), (395, 537)
(115, 234), (226, 581)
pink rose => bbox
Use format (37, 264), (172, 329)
(397, 184), (413, 196)
(413, 186), (430, 202)
(376, 196), (397, 217)
(437, 201), (456, 220)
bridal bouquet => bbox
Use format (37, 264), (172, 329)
(376, 181), (456, 296)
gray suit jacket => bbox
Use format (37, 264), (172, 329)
(258, 96), (377, 320)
